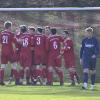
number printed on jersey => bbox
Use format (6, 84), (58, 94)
(23, 38), (29, 47)
(53, 41), (58, 49)
(2, 35), (8, 44)
(36, 37), (41, 45)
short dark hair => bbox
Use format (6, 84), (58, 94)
(51, 28), (57, 35)
(20, 25), (27, 33)
(4, 21), (12, 29)
(64, 30), (69, 35)
(37, 27), (43, 33)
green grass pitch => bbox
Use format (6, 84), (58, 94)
(0, 83), (100, 100)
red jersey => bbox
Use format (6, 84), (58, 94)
(14, 33), (22, 52)
(33, 34), (46, 55)
(47, 35), (63, 56)
(0, 30), (14, 54)
(20, 33), (32, 53)
(63, 38), (76, 67)
(63, 38), (75, 56)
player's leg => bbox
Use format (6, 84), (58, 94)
(41, 65), (47, 85)
(24, 54), (32, 85)
(81, 58), (89, 89)
(68, 68), (76, 86)
(11, 62), (20, 85)
(55, 67), (64, 86)
(0, 53), (8, 85)
(90, 70), (96, 90)
(64, 58), (75, 86)
(82, 68), (89, 89)
(47, 55), (54, 85)
(34, 54), (43, 85)
(0, 64), (6, 85)
(73, 70), (80, 84)
(55, 58), (64, 86)
(47, 66), (53, 85)
(68, 67), (80, 85)
(19, 67), (24, 84)
(24, 67), (31, 85)
(90, 58), (96, 90)
(30, 65), (37, 85)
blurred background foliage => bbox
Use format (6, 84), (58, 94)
(0, 0), (100, 8)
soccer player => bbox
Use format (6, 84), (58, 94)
(33, 27), (46, 85)
(9, 28), (22, 85)
(61, 30), (80, 86)
(80, 27), (99, 90)
(41, 26), (51, 85)
(28, 26), (36, 84)
(46, 28), (64, 86)
(19, 25), (32, 85)
(0, 21), (18, 85)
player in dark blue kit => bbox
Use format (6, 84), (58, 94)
(80, 27), (99, 90)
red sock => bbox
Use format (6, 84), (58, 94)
(69, 71), (74, 82)
(47, 71), (53, 84)
(55, 69), (64, 83)
(42, 68), (47, 78)
(0, 69), (4, 83)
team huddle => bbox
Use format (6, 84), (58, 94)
(0, 21), (80, 86)
(0, 21), (99, 90)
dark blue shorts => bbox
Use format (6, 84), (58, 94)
(83, 57), (96, 70)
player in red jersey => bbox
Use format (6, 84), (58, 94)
(0, 21), (19, 85)
(9, 28), (23, 85)
(61, 30), (80, 86)
(41, 26), (51, 85)
(46, 28), (64, 86)
(28, 26), (36, 84)
(33, 27), (46, 85)
(19, 25), (32, 85)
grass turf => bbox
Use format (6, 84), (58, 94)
(0, 83), (100, 100)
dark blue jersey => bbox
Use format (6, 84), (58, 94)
(80, 37), (99, 59)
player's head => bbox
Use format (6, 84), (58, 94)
(45, 26), (51, 35)
(20, 25), (27, 33)
(51, 28), (57, 35)
(63, 30), (70, 38)
(85, 27), (93, 37)
(28, 26), (35, 34)
(4, 21), (12, 30)
(37, 27), (43, 34)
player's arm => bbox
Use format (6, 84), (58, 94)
(0, 43), (2, 54)
(92, 38), (100, 58)
(12, 35), (16, 51)
(65, 39), (73, 51)
(57, 39), (65, 58)
(80, 40), (85, 65)
(0, 34), (2, 54)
